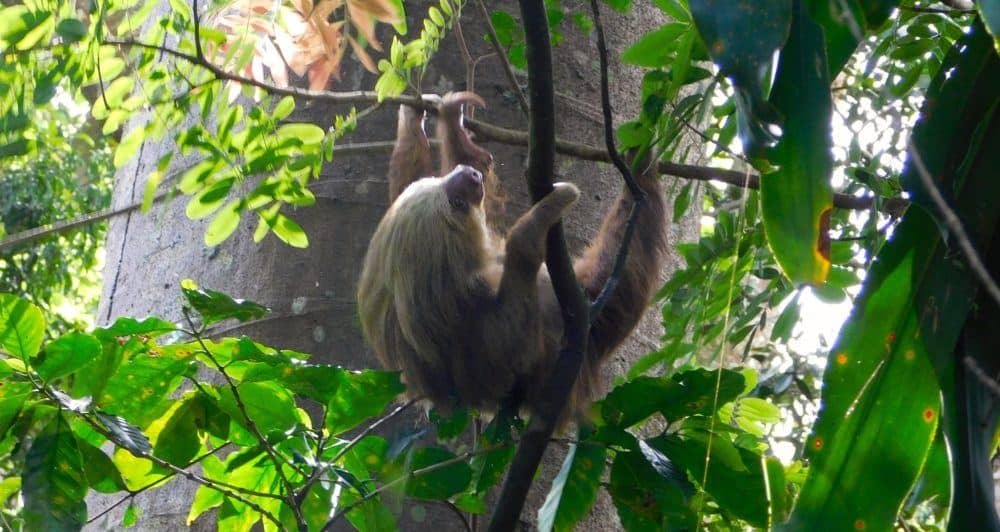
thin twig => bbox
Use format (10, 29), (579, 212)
(322, 442), (511, 531)
(182, 309), (307, 530)
(441, 500), (474, 532)
(452, 14), (476, 101)
(587, 0), (644, 323)
(73, 411), (286, 529)
(474, 0), (529, 116)
(295, 399), (416, 507)
(963, 357), (1000, 397)
(907, 141), (1000, 308)
(86, 445), (231, 524)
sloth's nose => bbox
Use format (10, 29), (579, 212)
(455, 164), (483, 183)
(444, 165), (485, 208)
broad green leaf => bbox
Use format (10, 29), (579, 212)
(621, 23), (688, 67)
(103, 77), (134, 109)
(113, 127), (145, 168)
(34, 332), (101, 382)
(651, 432), (769, 527)
(325, 370), (404, 435)
(272, 96), (295, 120)
(275, 123), (325, 146)
(600, 368), (745, 427)
(188, 455), (225, 524)
(113, 446), (168, 491)
(538, 442), (606, 532)
(270, 212), (308, 248)
(608, 441), (694, 530)
(215, 381), (299, 436)
(180, 282), (269, 325)
(789, 24), (1000, 530)
(394, 447), (472, 500)
(470, 412), (516, 492)
(429, 406), (469, 440)
(96, 317), (176, 340)
(690, 0), (792, 157)
(0, 293), (45, 359)
(0, 382), (34, 438)
(761, 3), (833, 286)
(205, 200), (242, 246)
(186, 177), (235, 220)
(22, 414), (87, 531)
(78, 440), (127, 493)
(153, 395), (209, 466)
(100, 352), (193, 426)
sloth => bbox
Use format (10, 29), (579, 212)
(357, 92), (668, 419)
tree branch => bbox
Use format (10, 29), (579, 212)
(586, 0), (644, 322)
(487, 1), (590, 529)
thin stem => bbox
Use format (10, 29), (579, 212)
(322, 442), (511, 531)
(586, 0), (644, 322)
(475, 0), (529, 116)
(908, 141), (1000, 308)
(182, 309), (306, 530)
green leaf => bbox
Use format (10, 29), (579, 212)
(216, 381), (299, 436)
(100, 353), (193, 426)
(186, 177), (234, 220)
(789, 24), (1000, 530)
(78, 440), (127, 493)
(22, 414), (87, 531)
(0, 293), (45, 359)
(123, 503), (139, 527)
(153, 395), (209, 466)
(0, 382), (34, 438)
(470, 413), (517, 492)
(325, 370), (404, 435)
(205, 200), (242, 246)
(491, 11), (516, 46)
(270, 212), (309, 248)
(103, 77), (134, 109)
(761, 2), (833, 286)
(113, 127), (145, 168)
(538, 442), (606, 532)
(769, 292), (800, 343)
(95, 316), (176, 340)
(621, 23), (688, 67)
(429, 406), (469, 440)
(651, 432), (769, 527)
(690, 0), (792, 156)
(608, 441), (693, 530)
(35, 332), (101, 382)
(600, 368), (745, 427)
(188, 455), (225, 524)
(275, 123), (325, 146)
(272, 96), (295, 121)
(180, 282), (269, 326)
(394, 447), (472, 500)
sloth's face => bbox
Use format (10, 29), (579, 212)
(441, 164), (484, 212)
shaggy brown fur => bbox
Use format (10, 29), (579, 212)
(357, 92), (668, 418)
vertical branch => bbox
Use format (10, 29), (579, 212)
(486, 1), (590, 530)
(586, 0), (645, 321)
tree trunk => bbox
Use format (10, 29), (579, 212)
(88, 1), (700, 529)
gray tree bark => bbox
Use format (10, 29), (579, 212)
(88, 1), (700, 529)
